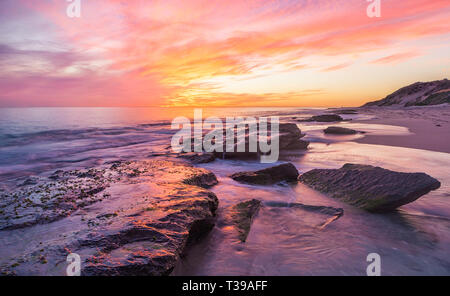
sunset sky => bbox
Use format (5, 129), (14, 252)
(0, 0), (449, 107)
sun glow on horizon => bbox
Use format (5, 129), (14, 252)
(0, 0), (449, 107)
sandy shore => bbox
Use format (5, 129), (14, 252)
(354, 105), (450, 153)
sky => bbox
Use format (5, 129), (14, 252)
(0, 0), (449, 107)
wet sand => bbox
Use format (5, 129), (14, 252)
(355, 105), (450, 153)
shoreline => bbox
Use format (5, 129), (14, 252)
(353, 105), (450, 154)
(0, 106), (449, 276)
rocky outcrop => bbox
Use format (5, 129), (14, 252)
(182, 169), (218, 188)
(175, 123), (309, 161)
(363, 79), (450, 107)
(218, 122), (309, 156)
(0, 160), (219, 276)
(230, 163), (299, 185)
(225, 199), (262, 242)
(324, 126), (359, 135)
(299, 164), (441, 212)
(278, 123), (310, 150)
(81, 184), (218, 276)
(300, 114), (344, 122)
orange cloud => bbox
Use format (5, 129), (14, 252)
(321, 62), (353, 72)
(1, 0), (449, 107)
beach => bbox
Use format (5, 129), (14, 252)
(2, 0), (449, 281)
(0, 106), (449, 276)
(355, 105), (450, 153)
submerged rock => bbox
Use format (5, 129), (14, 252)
(0, 160), (219, 276)
(226, 199), (262, 242)
(264, 201), (344, 229)
(324, 126), (358, 135)
(230, 163), (299, 185)
(299, 163), (441, 212)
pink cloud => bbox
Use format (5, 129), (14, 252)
(370, 52), (421, 64)
(0, 0), (449, 106)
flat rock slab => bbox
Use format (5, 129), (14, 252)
(226, 199), (262, 242)
(331, 109), (358, 115)
(264, 201), (344, 229)
(301, 114), (344, 122)
(299, 163), (441, 212)
(230, 163), (299, 185)
(324, 126), (358, 135)
(0, 160), (219, 276)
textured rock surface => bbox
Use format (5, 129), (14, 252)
(175, 123), (309, 161)
(412, 91), (450, 106)
(0, 160), (219, 276)
(216, 123), (309, 158)
(324, 126), (358, 135)
(278, 123), (310, 150)
(299, 164), (441, 212)
(226, 199), (262, 242)
(0, 168), (110, 231)
(230, 163), (299, 185)
(363, 79), (450, 107)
